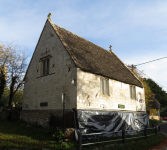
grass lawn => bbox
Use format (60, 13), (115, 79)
(0, 120), (77, 149)
(0, 119), (165, 150)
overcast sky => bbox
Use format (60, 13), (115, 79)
(1, 0), (167, 92)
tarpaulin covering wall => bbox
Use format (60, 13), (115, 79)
(73, 109), (149, 140)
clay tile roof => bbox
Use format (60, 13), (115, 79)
(52, 22), (143, 88)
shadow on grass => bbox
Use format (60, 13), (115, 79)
(0, 138), (62, 149)
(0, 120), (161, 150)
(0, 120), (78, 149)
(0, 120), (53, 142)
(82, 132), (166, 150)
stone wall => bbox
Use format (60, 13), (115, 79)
(77, 68), (146, 112)
(20, 109), (74, 128)
(0, 108), (20, 121)
(23, 20), (77, 111)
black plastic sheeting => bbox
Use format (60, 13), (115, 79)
(73, 109), (149, 140)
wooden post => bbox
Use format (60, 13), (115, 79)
(144, 127), (147, 139)
(62, 93), (66, 142)
(155, 126), (157, 136)
(122, 129), (125, 144)
(78, 131), (82, 150)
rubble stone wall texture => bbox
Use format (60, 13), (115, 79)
(21, 109), (74, 128)
(0, 109), (20, 121)
(23, 20), (77, 111)
(77, 68), (146, 112)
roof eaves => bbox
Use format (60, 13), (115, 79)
(111, 51), (143, 88)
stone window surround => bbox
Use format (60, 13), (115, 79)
(130, 85), (136, 100)
(100, 77), (110, 96)
(43, 58), (49, 75)
(39, 55), (52, 77)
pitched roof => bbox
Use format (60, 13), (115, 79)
(50, 20), (143, 88)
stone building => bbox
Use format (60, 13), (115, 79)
(21, 14), (146, 128)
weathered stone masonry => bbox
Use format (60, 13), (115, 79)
(21, 109), (73, 128)
(77, 68), (145, 111)
(21, 20), (77, 127)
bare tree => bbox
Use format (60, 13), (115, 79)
(8, 50), (28, 108)
(0, 44), (10, 100)
(0, 42), (28, 108)
(0, 62), (7, 100)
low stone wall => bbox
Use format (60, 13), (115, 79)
(0, 108), (21, 121)
(20, 109), (74, 128)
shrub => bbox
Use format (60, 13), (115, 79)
(149, 119), (162, 127)
(53, 128), (64, 143)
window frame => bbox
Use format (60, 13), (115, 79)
(41, 58), (50, 76)
(100, 78), (110, 96)
(130, 85), (136, 100)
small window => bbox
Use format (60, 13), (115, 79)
(100, 78), (109, 95)
(43, 60), (46, 75)
(47, 59), (49, 74)
(42, 58), (50, 76)
(130, 85), (136, 100)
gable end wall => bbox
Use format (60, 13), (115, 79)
(21, 20), (77, 128)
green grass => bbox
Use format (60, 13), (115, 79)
(82, 131), (166, 150)
(82, 127), (164, 150)
(111, 133), (165, 150)
(0, 119), (165, 150)
(0, 120), (77, 149)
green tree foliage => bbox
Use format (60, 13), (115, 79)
(0, 88), (23, 107)
(0, 87), (10, 107)
(145, 78), (167, 108)
(127, 64), (155, 111)
(12, 89), (23, 107)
